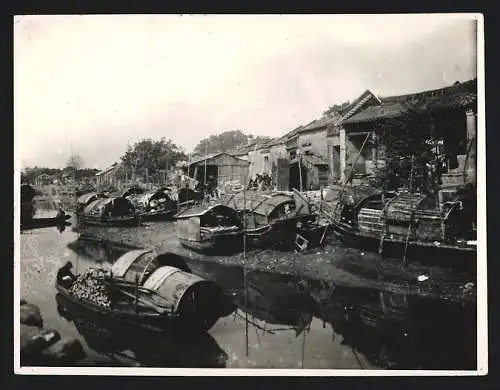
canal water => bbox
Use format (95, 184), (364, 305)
(19, 209), (477, 370)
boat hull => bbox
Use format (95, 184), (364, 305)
(55, 285), (179, 332)
(331, 220), (476, 271)
(136, 209), (177, 222)
(78, 214), (139, 227)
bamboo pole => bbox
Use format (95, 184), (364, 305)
(243, 183), (249, 357)
(402, 154), (416, 267)
(334, 132), (371, 216)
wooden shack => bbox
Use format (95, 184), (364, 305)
(187, 152), (250, 188)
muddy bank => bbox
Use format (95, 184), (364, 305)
(75, 217), (476, 304)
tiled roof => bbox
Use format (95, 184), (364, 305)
(344, 79), (477, 125)
(343, 102), (410, 124)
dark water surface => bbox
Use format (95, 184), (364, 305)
(20, 209), (477, 369)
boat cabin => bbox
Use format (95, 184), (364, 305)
(223, 191), (314, 230)
(341, 189), (475, 243)
(82, 197), (136, 222)
(175, 204), (241, 240)
(129, 188), (177, 214)
(109, 249), (234, 320)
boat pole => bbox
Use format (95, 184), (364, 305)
(402, 154), (416, 267)
(334, 132), (371, 215)
(243, 179), (249, 357)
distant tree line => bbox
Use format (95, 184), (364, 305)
(193, 130), (271, 155)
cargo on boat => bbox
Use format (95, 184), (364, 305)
(127, 187), (178, 221)
(175, 204), (243, 254)
(331, 186), (477, 268)
(55, 249), (235, 332)
(222, 191), (317, 249)
(80, 197), (138, 226)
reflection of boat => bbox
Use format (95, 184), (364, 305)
(223, 191), (317, 249)
(175, 204), (243, 254)
(55, 293), (228, 367)
(56, 249), (235, 332)
(80, 197), (138, 226)
(66, 238), (129, 265)
(236, 271), (317, 335)
(319, 285), (477, 369)
(331, 188), (477, 268)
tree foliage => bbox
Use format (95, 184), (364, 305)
(323, 101), (351, 117)
(193, 130), (271, 155)
(21, 166), (99, 184)
(120, 138), (187, 179)
(368, 111), (437, 192)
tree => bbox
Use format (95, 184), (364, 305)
(368, 109), (437, 193)
(120, 138), (187, 180)
(323, 101), (351, 117)
(193, 130), (272, 155)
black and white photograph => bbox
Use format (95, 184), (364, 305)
(14, 14), (486, 375)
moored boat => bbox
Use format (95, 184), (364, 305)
(76, 192), (107, 215)
(80, 197), (138, 226)
(175, 204), (243, 254)
(331, 186), (477, 269)
(55, 249), (235, 332)
(223, 191), (317, 249)
(127, 187), (178, 221)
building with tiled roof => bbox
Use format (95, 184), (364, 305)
(340, 78), (477, 184)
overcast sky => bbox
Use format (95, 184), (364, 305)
(14, 14), (478, 170)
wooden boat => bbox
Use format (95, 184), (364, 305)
(127, 188), (178, 221)
(80, 197), (138, 226)
(21, 184), (38, 226)
(222, 191), (317, 249)
(175, 204), (243, 254)
(331, 187), (477, 268)
(76, 192), (107, 214)
(55, 249), (235, 332)
(21, 213), (71, 231)
(55, 293), (228, 367)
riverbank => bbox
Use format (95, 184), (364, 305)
(76, 217), (476, 305)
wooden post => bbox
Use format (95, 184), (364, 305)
(204, 143), (208, 185)
(298, 154), (303, 192)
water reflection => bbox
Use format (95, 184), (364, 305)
(65, 237), (477, 370)
(55, 293), (227, 367)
